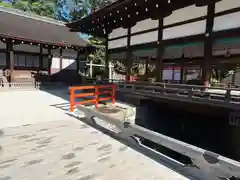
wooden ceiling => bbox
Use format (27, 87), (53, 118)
(66, 0), (221, 37)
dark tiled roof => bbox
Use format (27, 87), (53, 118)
(66, 0), (221, 37)
(0, 8), (91, 47)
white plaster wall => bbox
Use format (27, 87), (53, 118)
(164, 5), (207, 26)
(163, 68), (181, 81)
(131, 18), (159, 33)
(63, 49), (77, 69)
(163, 20), (206, 40)
(51, 57), (60, 69)
(213, 12), (240, 32)
(62, 58), (69, 69)
(131, 31), (158, 45)
(215, 0), (240, 13)
(108, 38), (127, 49)
(174, 69), (181, 81)
(64, 59), (76, 70)
(163, 69), (173, 80)
(51, 56), (76, 71)
(109, 28), (127, 39)
(52, 49), (77, 70)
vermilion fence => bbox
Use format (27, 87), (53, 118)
(69, 84), (116, 112)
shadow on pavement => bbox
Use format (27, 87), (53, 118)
(50, 102), (212, 180)
(40, 84), (216, 180)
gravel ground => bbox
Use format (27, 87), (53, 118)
(0, 90), (191, 180)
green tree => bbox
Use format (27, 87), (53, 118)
(10, 0), (56, 18)
(0, 0), (13, 7)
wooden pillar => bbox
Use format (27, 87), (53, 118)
(109, 62), (112, 80)
(145, 57), (149, 80)
(126, 27), (132, 82)
(202, 2), (215, 87)
(6, 39), (14, 82)
(156, 18), (164, 82)
(39, 44), (43, 70)
(180, 54), (185, 84)
(47, 47), (52, 78)
(105, 36), (109, 79)
(172, 67), (175, 81)
(76, 50), (80, 74)
(59, 48), (63, 70)
(89, 60), (93, 78)
(232, 71), (236, 85)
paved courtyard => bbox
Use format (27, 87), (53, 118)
(0, 90), (193, 180)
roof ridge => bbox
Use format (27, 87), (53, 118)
(0, 6), (65, 26)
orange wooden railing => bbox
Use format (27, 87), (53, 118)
(69, 84), (116, 112)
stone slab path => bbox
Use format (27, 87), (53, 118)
(0, 90), (191, 180)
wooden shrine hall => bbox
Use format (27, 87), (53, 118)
(0, 7), (95, 84)
(66, 0), (240, 86)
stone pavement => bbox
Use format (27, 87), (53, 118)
(0, 90), (192, 180)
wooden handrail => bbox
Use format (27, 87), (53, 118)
(116, 82), (240, 106)
(106, 79), (240, 91)
(77, 105), (240, 179)
(69, 84), (116, 112)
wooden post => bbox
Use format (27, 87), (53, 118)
(109, 62), (112, 81)
(202, 2), (215, 87)
(6, 39), (14, 83)
(95, 86), (99, 108)
(232, 70), (236, 85)
(76, 51), (80, 75)
(90, 60), (93, 78)
(126, 27), (132, 82)
(39, 44), (43, 71)
(105, 36), (109, 79)
(47, 47), (52, 78)
(111, 84), (116, 104)
(180, 54), (185, 84)
(145, 57), (150, 80)
(59, 48), (63, 70)
(156, 18), (164, 82)
(172, 67), (175, 81)
(69, 87), (75, 112)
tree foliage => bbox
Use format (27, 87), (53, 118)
(9, 0), (56, 18)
